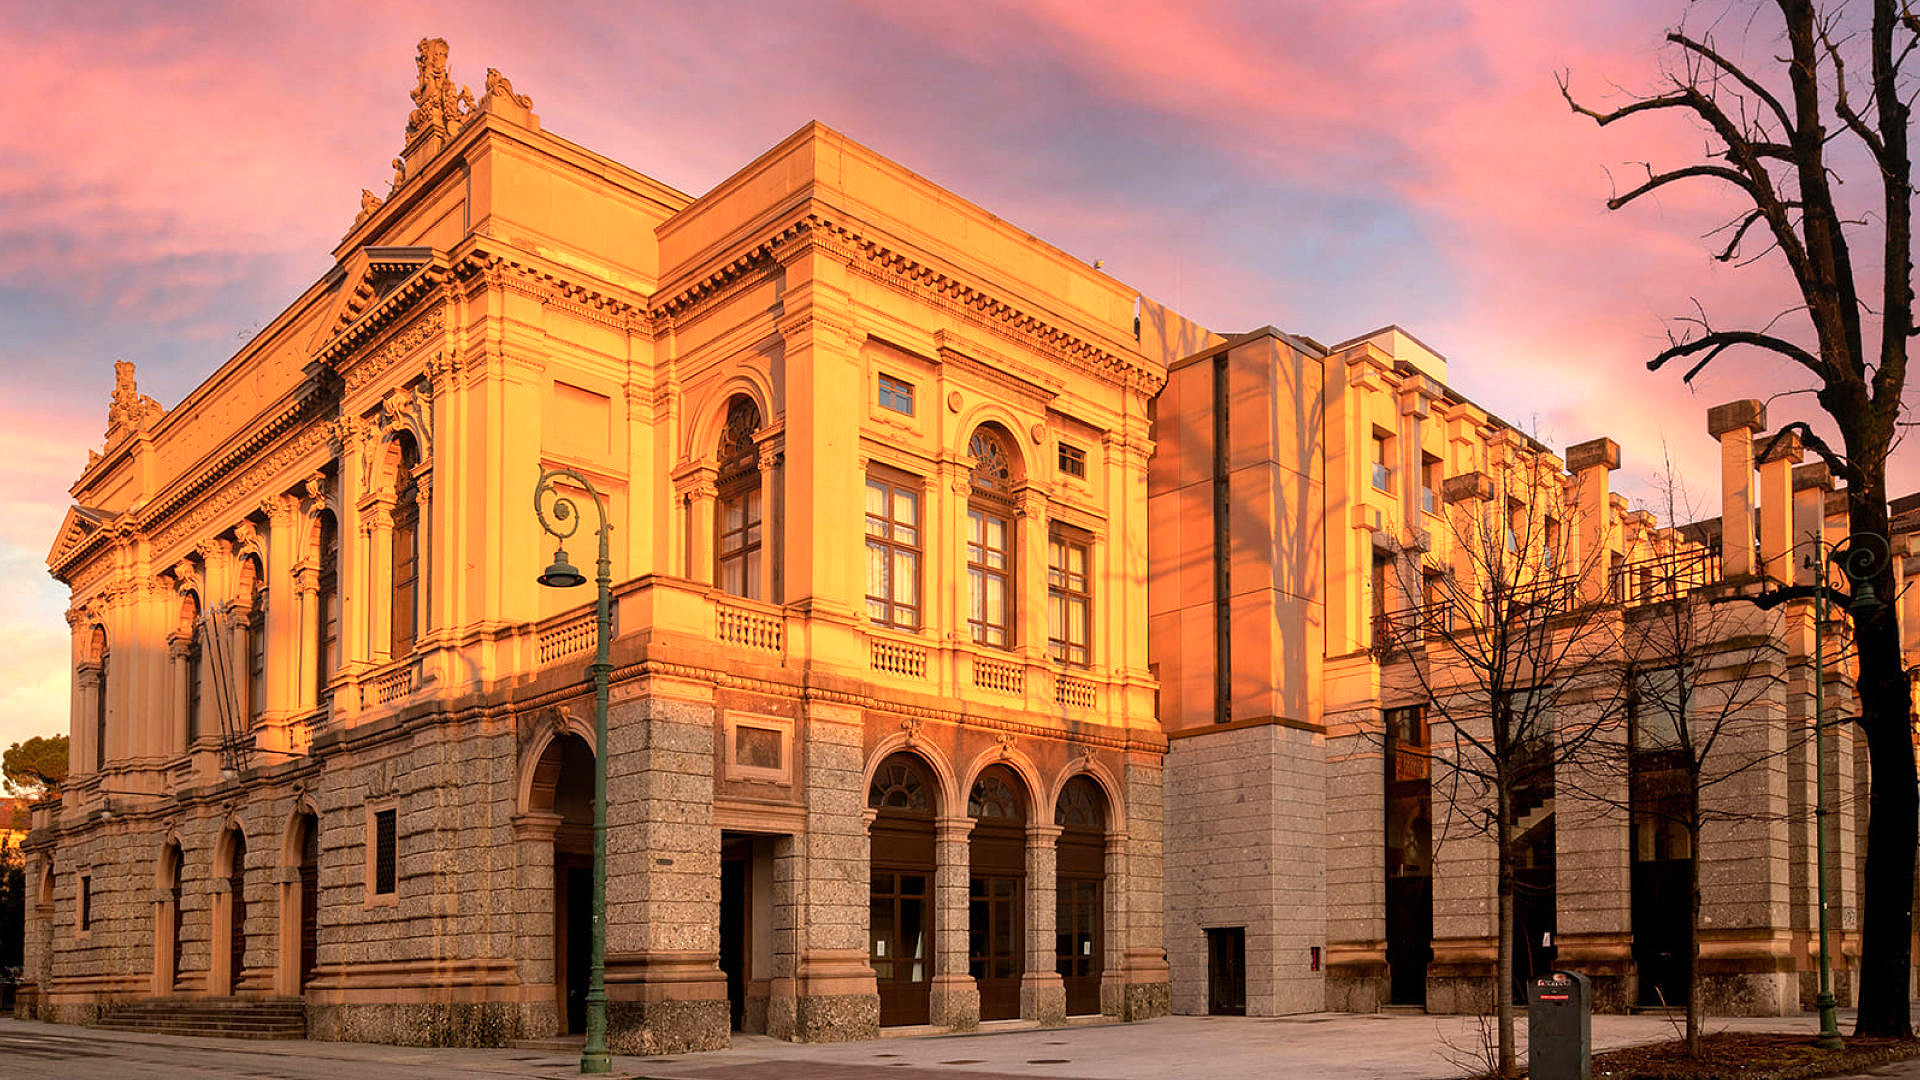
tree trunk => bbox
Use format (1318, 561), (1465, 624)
(1849, 493), (1915, 1039)
(1686, 789), (1702, 1058)
(1497, 790), (1518, 1078)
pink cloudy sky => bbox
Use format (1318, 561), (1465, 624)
(1, 1), (1909, 755)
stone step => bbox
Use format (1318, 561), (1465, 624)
(96, 996), (308, 1040)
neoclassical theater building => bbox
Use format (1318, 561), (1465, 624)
(21, 39), (1920, 1051)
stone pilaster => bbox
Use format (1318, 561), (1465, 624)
(930, 815), (979, 1030)
(1021, 823), (1066, 1024)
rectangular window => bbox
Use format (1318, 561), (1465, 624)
(877, 374), (915, 417)
(248, 596), (267, 724)
(187, 630), (203, 745)
(1048, 532), (1092, 666)
(79, 874), (92, 931)
(318, 513), (340, 698)
(865, 473), (921, 629)
(1421, 455), (1441, 515)
(717, 485), (763, 600)
(374, 808), (397, 896)
(1057, 442), (1087, 479)
(1371, 431), (1394, 492)
(392, 510), (419, 656)
(95, 657), (108, 771)
(968, 508), (1014, 648)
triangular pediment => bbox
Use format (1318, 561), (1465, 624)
(306, 247), (438, 354)
(47, 505), (113, 575)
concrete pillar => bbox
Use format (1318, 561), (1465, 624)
(1708, 400), (1766, 578)
(1792, 464), (1832, 587)
(1565, 438), (1620, 602)
(1757, 431), (1803, 584)
(930, 815), (979, 1030)
(1022, 823), (1065, 1024)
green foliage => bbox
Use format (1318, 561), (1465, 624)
(2, 735), (68, 798)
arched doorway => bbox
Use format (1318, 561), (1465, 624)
(215, 827), (248, 996)
(529, 733), (595, 1034)
(295, 814), (320, 992)
(868, 752), (937, 1027)
(154, 842), (184, 995)
(1054, 775), (1106, 1017)
(968, 765), (1028, 1021)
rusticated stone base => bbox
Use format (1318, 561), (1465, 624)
(930, 975), (979, 1031)
(1323, 971), (1388, 1013)
(305, 1001), (531, 1046)
(50, 1003), (103, 1027)
(792, 992), (879, 1042)
(1021, 977), (1067, 1026)
(606, 998), (730, 1056)
(1698, 970), (1796, 1017)
(1116, 981), (1170, 1021)
(1425, 974), (1494, 1016)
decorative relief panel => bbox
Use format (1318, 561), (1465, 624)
(723, 711), (792, 786)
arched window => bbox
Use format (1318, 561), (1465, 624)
(967, 428), (1016, 649)
(316, 510), (339, 698)
(967, 769), (1026, 822)
(183, 594), (203, 747)
(245, 558), (267, 726)
(715, 397), (763, 600)
(392, 439), (421, 657)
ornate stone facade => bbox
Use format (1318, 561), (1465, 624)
(25, 41), (1172, 1050)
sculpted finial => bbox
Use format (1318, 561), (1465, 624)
(405, 37), (474, 146)
(105, 359), (162, 442)
(484, 68), (532, 110)
(354, 189), (384, 229)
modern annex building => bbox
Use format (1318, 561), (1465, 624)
(20, 39), (1920, 1051)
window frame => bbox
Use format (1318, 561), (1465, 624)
(77, 871), (93, 935)
(1057, 442), (1087, 480)
(877, 373), (916, 417)
(864, 468), (924, 630)
(364, 800), (400, 907)
(317, 509), (340, 699)
(1047, 527), (1093, 667)
(391, 446), (421, 658)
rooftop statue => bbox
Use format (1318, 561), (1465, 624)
(104, 359), (161, 442)
(404, 37), (473, 145)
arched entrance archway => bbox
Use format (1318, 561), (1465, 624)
(528, 732), (595, 1033)
(275, 812), (321, 995)
(1054, 776), (1106, 1016)
(153, 842), (184, 995)
(868, 751), (937, 1027)
(214, 826), (247, 996)
(968, 764), (1028, 1021)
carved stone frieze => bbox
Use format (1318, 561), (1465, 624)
(151, 424), (330, 553)
(342, 305), (446, 393)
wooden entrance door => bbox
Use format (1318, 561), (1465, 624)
(969, 874), (1022, 1020)
(298, 821), (320, 990)
(1207, 926), (1245, 1016)
(871, 869), (932, 1026)
(1054, 776), (1107, 1017)
(228, 833), (247, 994)
(869, 752), (938, 1027)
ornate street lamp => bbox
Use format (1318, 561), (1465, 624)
(1728, 530), (1889, 1052)
(534, 466), (613, 1075)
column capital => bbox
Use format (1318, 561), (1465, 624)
(935, 815), (976, 841)
(1025, 823), (1063, 845)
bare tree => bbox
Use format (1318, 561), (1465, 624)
(1561, 1), (1916, 1035)
(1375, 456), (1628, 1079)
(1566, 474), (1799, 1058)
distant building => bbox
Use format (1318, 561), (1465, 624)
(22, 34), (1920, 1055)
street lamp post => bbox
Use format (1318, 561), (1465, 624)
(1724, 530), (1888, 1052)
(534, 466), (613, 1075)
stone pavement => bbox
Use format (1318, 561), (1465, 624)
(2, 1010), (1918, 1079)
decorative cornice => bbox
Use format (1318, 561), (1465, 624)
(449, 251), (648, 332)
(653, 213), (1162, 395)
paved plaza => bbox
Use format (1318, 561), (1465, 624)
(6, 1010), (1920, 1080)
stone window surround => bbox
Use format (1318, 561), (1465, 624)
(363, 797), (400, 908)
(722, 711), (793, 786)
(75, 868), (93, 938)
